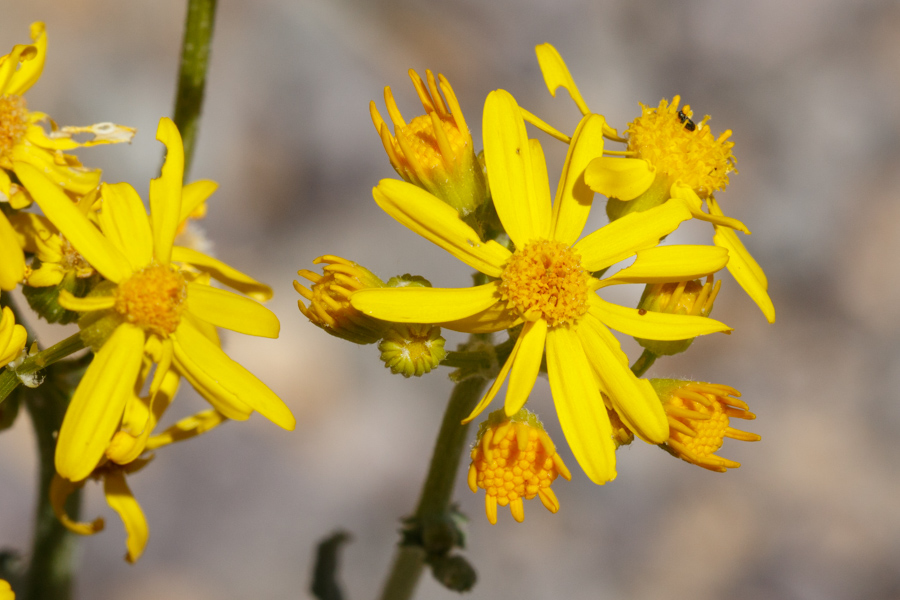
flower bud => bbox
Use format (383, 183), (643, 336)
(379, 323), (446, 378)
(635, 276), (720, 356)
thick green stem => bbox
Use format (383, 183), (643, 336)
(172, 0), (218, 178)
(631, 348), (658, 377)
(21, 371), (83, 600)
(378, 375), (489, 600)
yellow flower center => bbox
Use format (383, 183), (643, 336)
(626, 96), (736, 198)
(468, 412), (571, 524)
(0, 94), (29, 160)
(393, 113), (468, 177)
(114, 264), (187, 336)
(499, 240), (589, 327)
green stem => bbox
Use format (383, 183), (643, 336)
(0, 332), (85, 406)
(378, 375), (489, 600)
(631, 348), (658, 377)
(21, 369), (84, 600)
(172, 0), (218, 178)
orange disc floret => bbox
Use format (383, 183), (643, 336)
(114, 264), (187, 336)
(468, 409), (571, 524)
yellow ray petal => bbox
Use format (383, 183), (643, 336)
(504, 319), (547, 416)
(8, 212), (59, 257)
(10, 141), (102, 195)
(2, 22), (46, 96)
(534, 43), (591, 115)
(671, 184), (750, 234)
(146, 409), (227, 451)
(529, 138), (552, 226)
(103, 471), (149, 564)
(520, 107), (571, 143)
(58, 290), (116, 312)
(482, 90), (551, 246)
(601, 245), (729, 286)
(461, 331), (525, 424)
(551, 113), (606, 245)
(99, 182), (153, 271)
(373, 179), (510, 277)
(351, 282), (500, 324)
(576, 201), (692, 271)
(437, 301), (521, 334)
(545, 326), (616, 484)
(709, 200), (775, 323)
(50, 474), (104, 536)
(55, 323), (145, 482)
(584, 157), (655, 201)
(173, 321), (295, 430)
(14, 162), (132, 283)
(589, 296), (732, 340)
(180, 180), (217, 223)
(148, 118), (184, 265)
(171, 246), (272, 302)
(186, 282), (279, 338)
(577, 316), (668, 444)
(0, 211), (25, 291)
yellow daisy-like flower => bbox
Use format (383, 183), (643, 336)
(534, 43), (775, 324)
(0, 306), (27, 368)
(352, 90), (732, 483)
(15, 117), (294, 482)
(467, 409), (571, 524)
(371, 69), (486, 216)
(0, 579), (13, 600)
(652, 379), (760, 472)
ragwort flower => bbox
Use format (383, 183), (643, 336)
(352, 90), (731, 483)
(535, 43), (775, 323)
(15, 117), (294, 482)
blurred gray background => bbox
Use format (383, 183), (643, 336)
(2, 0), (900, 599)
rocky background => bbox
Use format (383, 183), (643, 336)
(2, 0), (899, 598)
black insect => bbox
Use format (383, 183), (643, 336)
(677, 110), (696, 132)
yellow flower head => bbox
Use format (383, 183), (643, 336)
(625, 97), (736, 199)
(652, 379), (760, 472)
(295, 255), (387, 344)
(352, 90), (733, 484)
(18, 117), (293, 482)
(378, 322), (446, 377)
(0, 578), (13, 600)
(371, 69), (486, 216)
(467, 409), (571, 524)
(0, 306), (27, 368)
(635, 275), (721, 356)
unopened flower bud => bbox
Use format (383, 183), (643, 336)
(651, 378), (760, 472)
(635, 276), (721, 356)
(379, 323), (446, 377)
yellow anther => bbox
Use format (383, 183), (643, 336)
(114, 264), (187, 336)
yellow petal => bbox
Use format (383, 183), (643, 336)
(482, 90), (551, 246)
(186, 282), (280, 338)
(0, 211), (25, 291)
(8, 212), (59, 257)
(437, 301), (521, 334)
(179, 179), (217, 223)
(373, 179), (510, 277)
(529, 138), (553, 228)
(0, 169), (10, 197)
(602, 245), (729, 285)
(351, 282), (501, 325)
(10, 141), (102, 195)
(0, 307), (27, 367)
(710, 200), (775, 323)
(461, 331), (525, 424)
(551, 113), (606, 245)
(671, 184), (750, 234)
(173, 321), (295, 430)
(99, 182), (153, 271)
(14, 162), (132, 283)
(171, 246), (272, 302)
(575, 201), (692, 271)
(55, 323), (145, 482)
(103, 471), (149, 564)
(545, 326), (616, 484)
(1, 22), (46, 96)
(577, 316), (668, 444)
(534, 43), (591, 115)
(148, 118), (184, 265)
(50, 474), (104, 536)
(26, 263), (65, 287)
(504, 319), (547, 416)
(146, 409), (227, 451)
(57, 290), (115, 312)
(584, 157), (655, 201)
(589, 296), (732, 340)
(25, 122), (137, 151)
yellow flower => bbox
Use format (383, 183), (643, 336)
(0, 579), (13, 600)
(371, 69), (486, 216)
(0, 306), (26, 368)
(535, 43), (775, 324)
(15, 117), (294, 482)
(352, 90), (732, 483)
(11, 202), (97, 288)
(652, 379), (760, 472)
(635, 275), (720, 356)
(467, 409), (571, 524)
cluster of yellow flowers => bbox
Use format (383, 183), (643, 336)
(297, 44), (771, 524)
(0, 23), (294, 565)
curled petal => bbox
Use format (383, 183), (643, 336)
(103, 471), (149, 563)
(585, 157), (655, 201)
